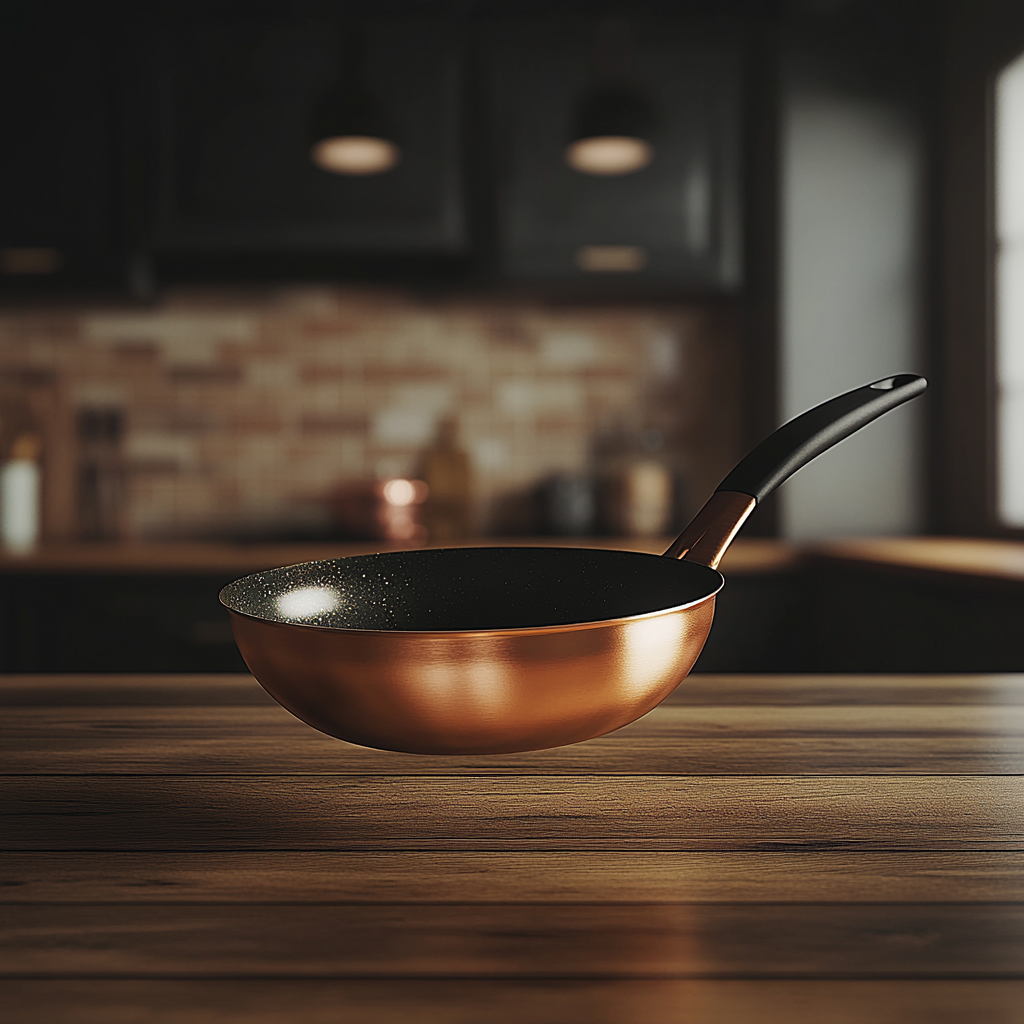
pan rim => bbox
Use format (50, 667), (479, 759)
(219, 546), (725, 638)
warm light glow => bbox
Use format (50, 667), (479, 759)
(620, 612), (689, 693)
(311, 136), (401, 176)
(565, 135), (653, 176)
(996, 51), (1024, 525)
(0, 247), (62, 274)
(574, 245), (647, 273)
(382, 478), (417, 506)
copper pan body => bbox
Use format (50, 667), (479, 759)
(223, 492), (754, 755)
(228, 596), (717, 754)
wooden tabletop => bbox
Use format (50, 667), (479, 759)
(3, 672), (1024, 1023)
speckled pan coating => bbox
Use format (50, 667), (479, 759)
(219, 547), (724, 633)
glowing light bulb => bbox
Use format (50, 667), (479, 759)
(311, 136), (401, 176)
(565, 136), (653, 176)
(382, 479), (417, 507)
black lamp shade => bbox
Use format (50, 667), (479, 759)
(309, 83), (394, 146)
(565, 84), (658, 176)
(308, 68), (401, 175)
(569, 85), (658, 143)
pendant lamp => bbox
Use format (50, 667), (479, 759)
(565, 18), (657, 177)
(309, 24), (400, 176)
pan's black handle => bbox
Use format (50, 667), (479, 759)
(717, 374), (927, 503)
(666, 373), (927, 566)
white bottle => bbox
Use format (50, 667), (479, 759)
(1, 433), (42, 554)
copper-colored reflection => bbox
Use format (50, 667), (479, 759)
(229, 598), (716, 754)
(225, 491), (755, 755)
(574, 245), (648, 273)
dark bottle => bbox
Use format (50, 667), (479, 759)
(420, 417), (472, 542)
(77, 407), (123, 541)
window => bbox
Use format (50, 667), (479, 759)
(995, 51), (1024, 525)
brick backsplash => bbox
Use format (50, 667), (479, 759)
(0, 287), (742, 540)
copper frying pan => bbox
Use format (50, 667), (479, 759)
(221, 374), (926, 754)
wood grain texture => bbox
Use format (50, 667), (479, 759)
(4, 673), (1024, 707)
(4, 775), (1023, 851)
(5, 671), (1022, 1021)
(4, 851), (1024, 904)
(663, 674), (1024, 706)
(4, 978), (1023, 1024)
(4, 704), (1024, 775)
(0, 674), (277, 707)
(4, 903), (1024, 978)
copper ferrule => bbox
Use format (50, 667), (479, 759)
(662, 490), (757, 569)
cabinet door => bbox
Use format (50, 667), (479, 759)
(488, 18), (742, 290)
(0, 9), (122, 292)
(0, 574), (246, 673)
(153, 16), (467, 260)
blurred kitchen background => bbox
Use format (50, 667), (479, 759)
(3, 0), (1024, 674)
(0, 291), (740, 542)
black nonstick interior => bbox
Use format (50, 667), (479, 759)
(219, 547), (724, 632)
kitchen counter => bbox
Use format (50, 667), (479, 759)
(4, 535), (1024, 581)
(0, 537), (798, 575)
(813, 536), (1024, 584)
(3, 672), (1024, 1022)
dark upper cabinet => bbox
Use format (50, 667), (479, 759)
(151, 16), (468, 263)
(487, 18), (742, 290)
(0, 10), (746, 293)
(0, 8), (124, 292)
